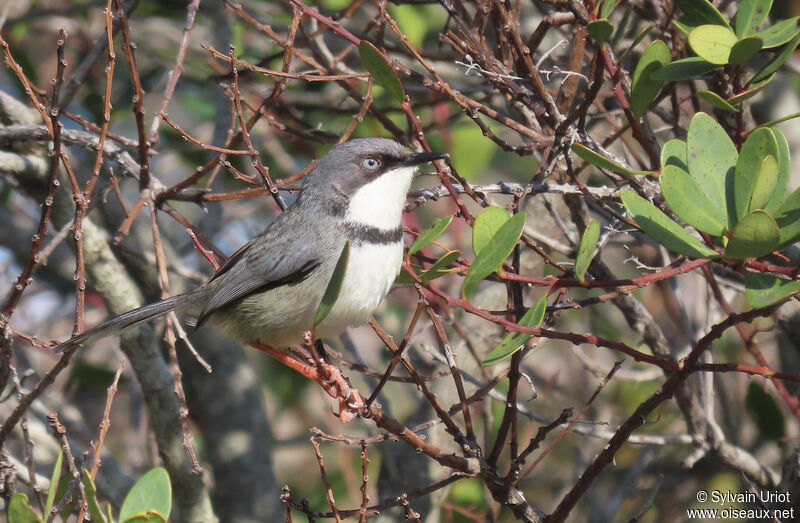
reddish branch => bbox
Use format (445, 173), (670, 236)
(0, 30), (66, 319)
(549, 305), (779, 521)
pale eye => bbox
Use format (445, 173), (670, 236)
(362, 157), (381, 170)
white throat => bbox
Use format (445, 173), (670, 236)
(344, 166), (416, 229)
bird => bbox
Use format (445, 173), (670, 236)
(55, 138), (448, 421)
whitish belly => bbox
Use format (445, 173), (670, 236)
(315, 241), (403, 338)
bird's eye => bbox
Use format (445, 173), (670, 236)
(362, 157), (381, 170)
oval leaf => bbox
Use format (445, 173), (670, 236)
(660, 165), (725, 236)
(8, 493), (41, 523)
(621, 191), (718, 258)
(733, 127), (779, 223)
(421, 250), (462, 283)
(757, 16), (800, 48)
(751, 29), (800, 84)
(736, 0), (773, 37)
(120, 468), (172, 523)
(697, 90), (739, 112)
(588, 19), (614, 43)
(649, 57), (718, 81)
(631, 39), (671, 118)
(748, 154), (779, 212)
(729, 35), (763, 65)
(462, 212), (527, 299)
(472, 206), (511, 255)
(727, 74), (774, 104)
(774, 186), (800, 247)
(575, 220), (600, 281)
(660, 139), (688, 171)
(675, 0), (730, 28)
(570, 143), (652, 175)
(358, 41), (405, 103)
(482, 295), (547, 366)
(689, 25), (738, 64)
(123, 513), (168, 523)
(724, 210), (780, 259)
(687, 112), (736, 228)
(765, 128), (792, 214)
(409, 215), (453, 255)
(745, 272), (800, 308)
(314, 241), (350, 327)
(600, 0), (619, 18)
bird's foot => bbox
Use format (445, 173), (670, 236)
(250, 341), (364, 423)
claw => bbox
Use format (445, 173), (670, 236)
(250, 341), (365, 423)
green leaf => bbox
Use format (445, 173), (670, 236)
(409, 215), (453, 255)
(81, 470), (108, 523)
(8, 493), (41, 523)
(736, 0), (772, 37)
(395, 250), (462, 284)
(765, 128), (792, 214)
(687, 112), (736, 228)
(52, 471), (76, 520)
(697, 90), (739, 112)
(727, 74), (774, 104)
(689, 25), (738, 64)
(746, 381), (786, 440)
(675, 0), (730, 28)
(43, 451), (63, 521)
(649, 57), (718, 81)
(123, 513), (168, 523)
(774, 187), (800, 246)
(630, 39), (671, 118)
(600, 0), (619, 19)
(619, 24), (655, 64)
(120, 468), (172, 523)
(757, 16), (800, 48)
(575, 221), (600, 281)
(588, 19), (614, 43)
(462, 212), (527, 299)
(421, 250), (462, 283)
(748, 155), (779, 212)
(570, 143), (652, 175)
(673, 19), (695, 37)
(472, 206), (511, 255)
(757, 111), (800, 128)
(314, 241), (350, 327)
(751, 29), (800, 84)
(724, 210), (780, 259)
(621, 191), (719, 258)
(660, 165), (725, 236)
(745, 272), (800, 308)
(358, 41), (405, 103)
(733, 127), (779, 223)
(660, 139), (688, 171)
(482, 295), (547, 366)
(728, 36), (763, 65)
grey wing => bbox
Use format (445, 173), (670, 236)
(195, 222), (321, 327)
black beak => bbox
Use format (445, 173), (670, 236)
(404, 151), (449, 166)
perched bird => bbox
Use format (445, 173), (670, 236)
(55, 138), (448, 420)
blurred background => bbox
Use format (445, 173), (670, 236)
(3, 0), (800, 521)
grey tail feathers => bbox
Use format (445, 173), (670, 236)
(55, 293), (203, 353)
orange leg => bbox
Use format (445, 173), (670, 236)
(250, 341), (365, 423)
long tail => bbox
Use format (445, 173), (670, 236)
(55, 293), (203, 353)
